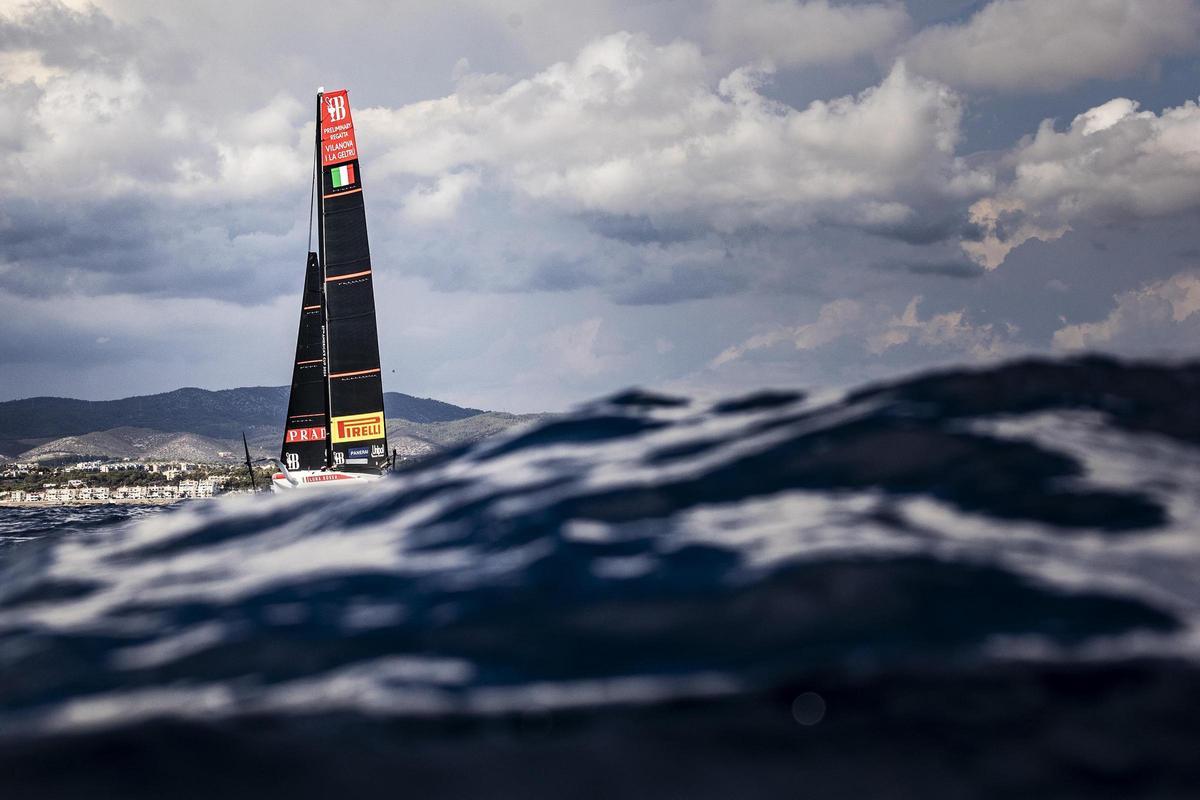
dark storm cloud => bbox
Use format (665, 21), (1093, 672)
(0, 195), (308, 303)
(0, 1), (133, 73)
(0, 0), (194, 81)
(839, 208), (987, 247)
(894, 258), (986, 279)
(584, 213), (705, 246)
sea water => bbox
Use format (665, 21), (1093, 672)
(1, 357), (1198, 798)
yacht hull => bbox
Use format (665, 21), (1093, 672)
(270, 470), (385, 491)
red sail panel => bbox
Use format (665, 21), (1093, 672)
(320, 89), (359, 167)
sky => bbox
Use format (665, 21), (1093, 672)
(2, 0), (1200, 411)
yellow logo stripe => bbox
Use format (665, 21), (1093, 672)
(330, 412), (385, 443)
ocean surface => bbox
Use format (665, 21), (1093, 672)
(2, 357), (1199, 799)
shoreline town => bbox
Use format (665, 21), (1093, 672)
(1, 458), (265, 505)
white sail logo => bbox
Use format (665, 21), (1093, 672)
(325, 95), (347, 122)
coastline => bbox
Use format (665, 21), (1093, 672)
(0, 499), (197, 508)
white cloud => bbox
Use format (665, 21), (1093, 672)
(904, 0), (1200, 92)
(401, 170), (481, 224)
(712, 298), (863, 366)
(712, 295), (1013, 367)
(866, 296), (1012, 359)
(960, 197), (1071, 270)
(708, 0), (909, 67)
(0, 3), (315, 201)
(1053, 272), (1200, 352)
(364, 34), (989, 235)
(0, 51), (308, 203)
(966, 95), (1200, 267)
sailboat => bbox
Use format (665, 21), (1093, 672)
(271, 88), (389, 491)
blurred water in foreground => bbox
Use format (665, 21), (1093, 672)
(2, 357), (1199, 798)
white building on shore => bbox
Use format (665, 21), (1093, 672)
(99, 462), (144, 473)
(4, 475), (233, 504)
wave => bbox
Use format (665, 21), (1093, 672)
(2, 356), (1198, 797)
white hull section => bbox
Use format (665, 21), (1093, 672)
(270, 469), (385, 492)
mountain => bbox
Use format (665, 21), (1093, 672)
(18, 428), (245, 464)
(387, 412), (549, 450)
(0, 387), (485, 458)
(13, 413), (553, 465)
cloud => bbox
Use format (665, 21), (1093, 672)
(961, 196), (1071, 270)
(865, 296), (1013, 358)
(0, 6), (991, 309)
(6, 0), (1200, 411)
(0, 0), (187, 78)
(708, 0), (910, 67)
(904, 0), (1200, 92)
(712, 295), (1013, 367)
(366, 34), (989, 237)
(1053, 271), (1200, 353)
(966, 96), (1200, 267)
(0, 2), (317, 302)
(0, 69), (307, 203)
(401, 170), (481, 224)
(712, 298), (864, 365)
(0, 280), (305, 402)
(538, 317), (623, 377)
(898, 257), (986, 279)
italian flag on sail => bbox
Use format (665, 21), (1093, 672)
(330, 163), (355, 189)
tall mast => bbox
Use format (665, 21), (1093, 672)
(315, 88), (335, 471)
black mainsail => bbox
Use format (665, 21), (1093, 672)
(319, 89), (388, 470)
(279, 88), (388, 475)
